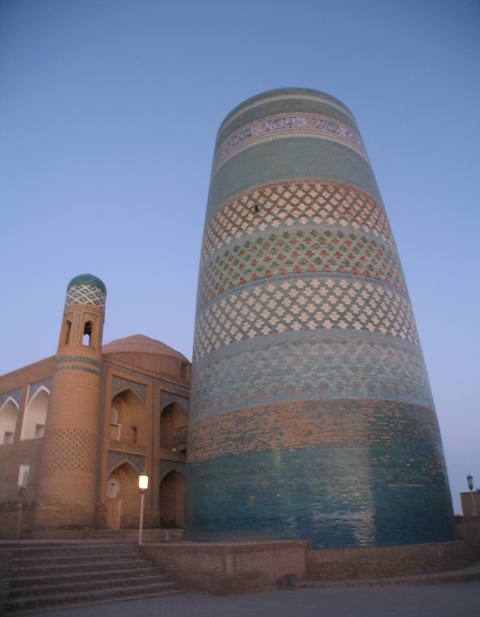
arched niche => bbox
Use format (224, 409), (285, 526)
(105, 461), (140, 529)
(110, 389), (145, 446)
(21, 387), (49, 440)
(160, 402), (187, 451)
(159, 470), (185, 528)
(0, 398), (19, 445)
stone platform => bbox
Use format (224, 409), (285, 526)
(141, 538), (480, 594)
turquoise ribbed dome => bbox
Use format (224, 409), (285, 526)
(67, 274), (106, 294)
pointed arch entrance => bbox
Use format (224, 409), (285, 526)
(105, 461), (140, 529)
(160, 402), (187, 452)
(110, 389), (145, 446)
(159, 470), (185, 528)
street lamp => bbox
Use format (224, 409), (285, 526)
(138, 474), (149, 545)
(467, 474), (476, 516)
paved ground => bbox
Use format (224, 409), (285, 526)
(33, 582), (480, 617)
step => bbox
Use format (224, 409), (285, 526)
(8, 588), (184, 615)
(10, 564), (157, 589)
(11, 552), (141, 570)
(12, 558), (151, 578)
(7, 581), (183, 612)
(6, 544), (137, 559)
(8, 575), (177, 600)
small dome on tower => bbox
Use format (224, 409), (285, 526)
(67, 274), (106, 294)
(66, 274), (107, 308)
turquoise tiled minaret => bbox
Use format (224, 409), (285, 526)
(187, 88), (454, 548)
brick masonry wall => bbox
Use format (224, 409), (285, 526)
(0, 352), (49, 538)
(455, 517), (480, 542)
(141, 540), (307, 594)
(187, 88), (454, 549)
(306, 540), (480, 580)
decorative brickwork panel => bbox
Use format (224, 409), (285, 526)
(190, 333), (433, 421)
(188, 399), (442, 463)
(194, 277), (419, 360)
(203, 182), (394, 259)
(66, 284), (106, 308)
(199, 227), (404, 306)
(43, 428), (97, 473)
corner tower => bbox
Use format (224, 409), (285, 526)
(34, 274), (106, 531)
(187, 88), (454, 548)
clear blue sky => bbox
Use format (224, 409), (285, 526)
(1, 0), (479, 513)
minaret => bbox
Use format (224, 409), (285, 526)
(34, 274), (106, 531)
(187, 88), (454, 548)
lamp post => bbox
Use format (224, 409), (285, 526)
(17, 464), (30, 540)
(138, 474), (149, 545)
(467, 474), (476, 516)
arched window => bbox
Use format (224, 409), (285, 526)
(160, 403), (187, 451)
(110, 390), (145, 446)
(21, 388), (49, 440)
(110, 406), (121, 440)
(107, 477), (120, 498)
(64, 320), (72, 344)
(0, 398), (19, 445)
(82, 321), (93, 347)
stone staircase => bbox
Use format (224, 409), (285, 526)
(1, 541), (182, 613)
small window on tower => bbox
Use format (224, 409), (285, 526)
(82, 321), (93, 347)
(64, 320), (72, 344)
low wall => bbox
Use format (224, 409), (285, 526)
(307, 540), (480, 581)
(141, 540), (308, 594)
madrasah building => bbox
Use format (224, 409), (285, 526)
(0, 274), (190, 537)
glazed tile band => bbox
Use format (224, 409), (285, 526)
(213, 113), (367, 173)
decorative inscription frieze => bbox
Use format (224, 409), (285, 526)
(214, 113), (365, 172)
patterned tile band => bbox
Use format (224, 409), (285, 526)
(66, 284), (106, 308)
(194, 276), (419, 360)
(187, 411), (453, 548)
(190, 332), (433, 421)
(213, 113), (366, 172)
(202, 181), (394, 259)
(188, 398), (441, 463)
(220, 92), (356, 134)
(199, 227), (405, 306)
